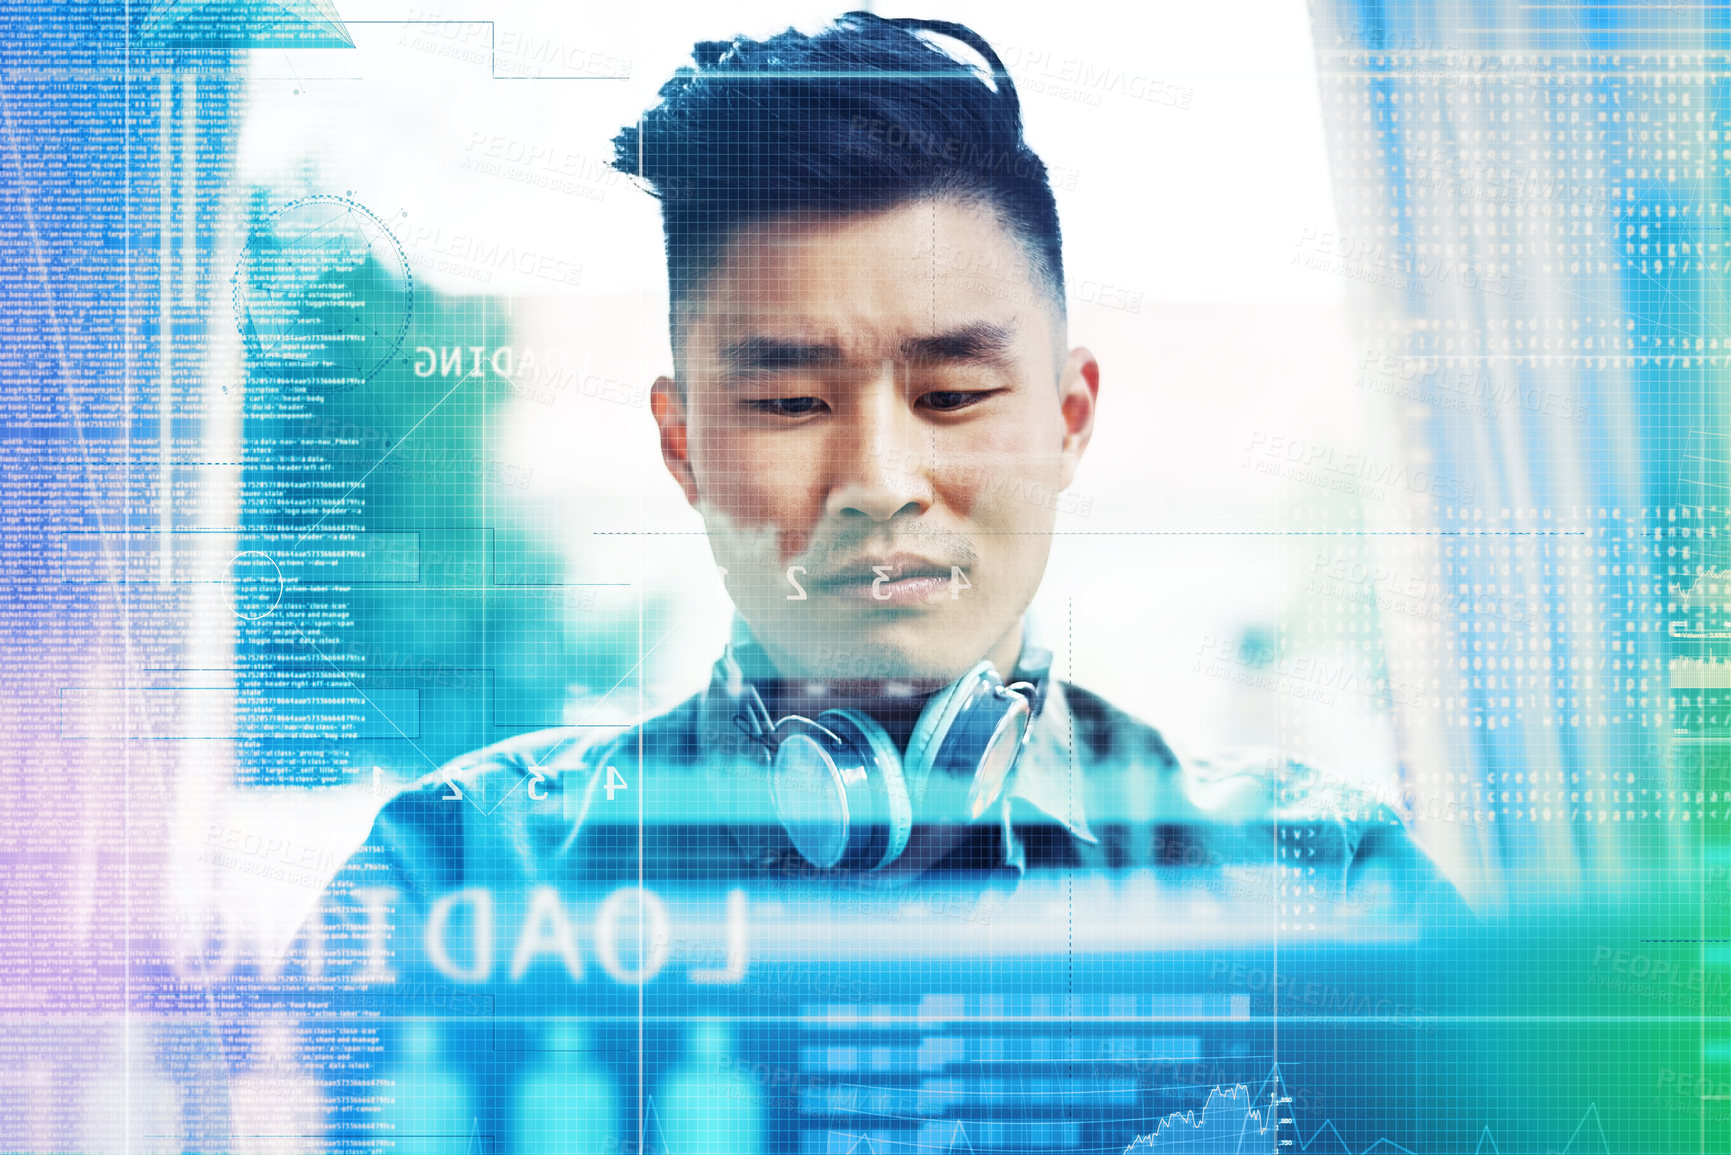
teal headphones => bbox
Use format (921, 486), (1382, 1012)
(705, 625), (1052, 872)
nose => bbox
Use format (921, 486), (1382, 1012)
(823, 362), (933, 523)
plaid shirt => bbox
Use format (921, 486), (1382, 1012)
(316, 638), (1466, 957)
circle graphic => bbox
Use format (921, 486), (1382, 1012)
(232, 194), (413, 393)
(227, 551), (284, 621)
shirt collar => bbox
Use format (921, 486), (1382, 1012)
(1003, 675), (1098, 848)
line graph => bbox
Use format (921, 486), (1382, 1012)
(1123, 1066), (1614, 1155)
(814, 1064), (1618, 1155)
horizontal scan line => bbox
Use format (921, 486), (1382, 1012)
(593, 530), (1589, 537)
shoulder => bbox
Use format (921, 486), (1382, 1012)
(331, 693), (707, 895)
(1060, 681), (1185, 773)
(1066, 680), (1400, 830)
(1063, 683), (1464, 912)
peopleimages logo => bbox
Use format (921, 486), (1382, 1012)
(1243, 430), (1479, 503)
(1356, 351), (1587, 425)
(847, 115), (1059, 182)
(461, 132), (627, 202)
(1293, 228), (1527, 301)
(982, 472), (1094, 516)
(1191, 632), (1428, 710)
(993, 43), (1195, 109)
(398, 225), (583, 288)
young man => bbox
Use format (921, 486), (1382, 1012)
(320, 14), (1459, 940)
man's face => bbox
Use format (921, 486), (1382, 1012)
(651, 197), (1099, 683)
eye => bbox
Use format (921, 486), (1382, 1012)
(745, 397), (826, 417)
(920, 389), (998, 412)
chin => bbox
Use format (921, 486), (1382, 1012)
(762, 618), (994, 684)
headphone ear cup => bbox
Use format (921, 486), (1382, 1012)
(822, 709), (912, 870)
(904, 660), (996, 804)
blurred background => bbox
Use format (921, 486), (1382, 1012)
(178, 0), (1391, 949)
(0, 0), (1389, 963)
(3, 0), (1728, 1151)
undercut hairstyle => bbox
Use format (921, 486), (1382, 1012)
(611, 11), (1067, 348)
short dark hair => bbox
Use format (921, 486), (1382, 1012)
(611, 11), (1066, 344)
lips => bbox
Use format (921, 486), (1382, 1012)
(803, 552), (959, 605)
(806, 552), (953, 587)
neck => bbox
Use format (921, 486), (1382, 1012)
(985, 617), (1028, 683)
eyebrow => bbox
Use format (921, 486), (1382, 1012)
(900, 321), (1018, 368)
(717, 321), (1018, 376)
(718, 336), (845, 374)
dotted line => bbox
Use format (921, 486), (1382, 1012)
(1065, 594), (1076, 1137)
(593, 530), (1592, 536)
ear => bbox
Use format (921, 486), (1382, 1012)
(650, 376), (700, 507)
(1056, 346), (1100, 491)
